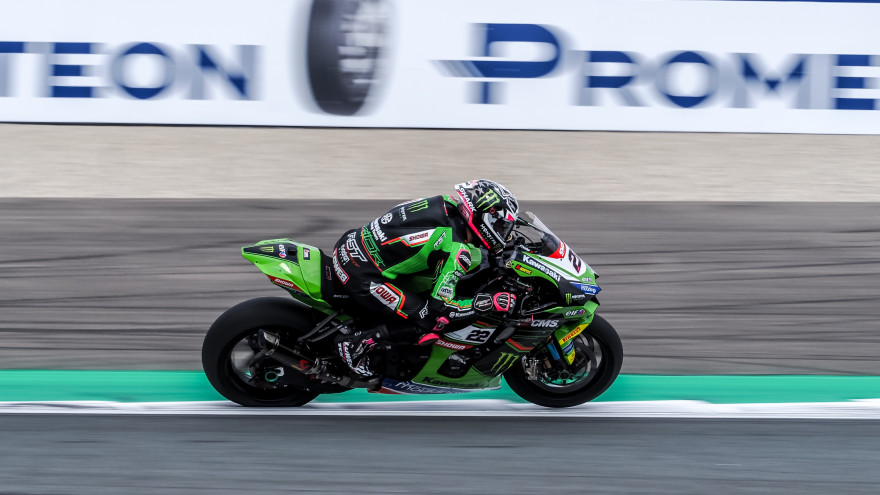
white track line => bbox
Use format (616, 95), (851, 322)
(2, 399), (880, 419)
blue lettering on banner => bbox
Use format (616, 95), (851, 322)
(51, 42), (95, 98)
(0, 41), (257, 100)
(437, 24), (880, 111)
(111, 43), (175, 100)
(435, 23), (561, 104)
(656, 51), (718, 108)
(835, 54), (875, 110)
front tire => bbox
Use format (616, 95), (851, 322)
(505, 314), (623, 408)
(202, 297), (322, 407)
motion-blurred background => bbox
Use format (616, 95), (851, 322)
(2, 1), (880, 492)
(2, 0), (879, 375)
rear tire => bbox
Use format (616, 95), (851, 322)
(505, 314), (623, 408)
(202, 297), (322, 407)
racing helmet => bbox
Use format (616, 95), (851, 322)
(453, 179), (520, 253)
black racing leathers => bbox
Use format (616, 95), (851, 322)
(332, 195), (482, 338)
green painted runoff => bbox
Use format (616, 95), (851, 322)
(0, 371), (879, 404)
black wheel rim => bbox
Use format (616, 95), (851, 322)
(224, 327), (306, 399)
(532, 334), (606, 393)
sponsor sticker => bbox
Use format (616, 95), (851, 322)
(361, 227), (385, 267)
(332, 252), (349, 283)
(278, 244), (287, 259)
(560, 324), (588, 345)
(369, 219), (388, 243)
(457, 249), (472, 271)
(379, 380), (452, 395)
(259, 246), (274, 253)
(514, 264), (532, 275)
(531, 319), (559, 328)
(337, 246), (351, 264)
(346, 232), (367, 263)
(449, 310), (475, 318)
(400, 229), (433, 247)
(433, 230), (447, 249)
(303, 247), (310, 260)
(405, 199), (430, 213)
(473, 294), (493, 312)
(435, 339), (471, 351)
(370, 282), (405, 317)
(421, 376), (482, 389)
(269, 276), (304, 293)
(381, 213), (393, 224)
(565, 309), (586, 317)
(572, 282), (601, 295)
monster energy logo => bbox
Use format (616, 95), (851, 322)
(476, 190), (500, 210)
(361, 228), (385, 267)
(566, 293), (572, 305)
(406, 199), (429, 212)
(259, 246), (274, 253)
(490, 352), (519, 373)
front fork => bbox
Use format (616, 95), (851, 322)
(523, 320), (592, 381)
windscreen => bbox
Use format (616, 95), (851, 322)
(514, 212), (562, 256)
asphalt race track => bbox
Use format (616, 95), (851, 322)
(1, 199), (879, 374)
(1, 414), (878, 494)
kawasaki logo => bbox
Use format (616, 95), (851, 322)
(524, 256), (560, 282)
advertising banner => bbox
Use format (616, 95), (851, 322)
(1, 0), (879, 133)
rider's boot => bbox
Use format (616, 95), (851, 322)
(336, 317), (449, 379)
(335, 325), (392, 379)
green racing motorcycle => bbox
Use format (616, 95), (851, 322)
(201, 212), (623, 408)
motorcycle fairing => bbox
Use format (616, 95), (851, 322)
(241, 238), (333, 312)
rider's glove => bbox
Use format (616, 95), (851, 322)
(473, 292), (517, 314)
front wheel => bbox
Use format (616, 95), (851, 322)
(202, 297), (323, 407)
(504, 314), (623, 408)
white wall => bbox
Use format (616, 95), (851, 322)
(1, 0), (879, 133)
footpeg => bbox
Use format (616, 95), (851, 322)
(524, 357), (540, 381)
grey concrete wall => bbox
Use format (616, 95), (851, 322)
(2, 124), (879, 200)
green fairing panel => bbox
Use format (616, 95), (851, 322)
(297, 245), (324, 298)
(412, 346), (504, 390)
(241, 238), (332, 311)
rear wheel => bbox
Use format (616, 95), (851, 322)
(504, 314), (623, 408)
(202, 297), (323, 407)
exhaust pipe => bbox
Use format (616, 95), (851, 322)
(258, 330), (380, 390)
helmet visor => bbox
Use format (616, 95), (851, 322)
(486, 211), (516, 245)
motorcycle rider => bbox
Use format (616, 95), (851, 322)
(332, 179), (520, 378)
